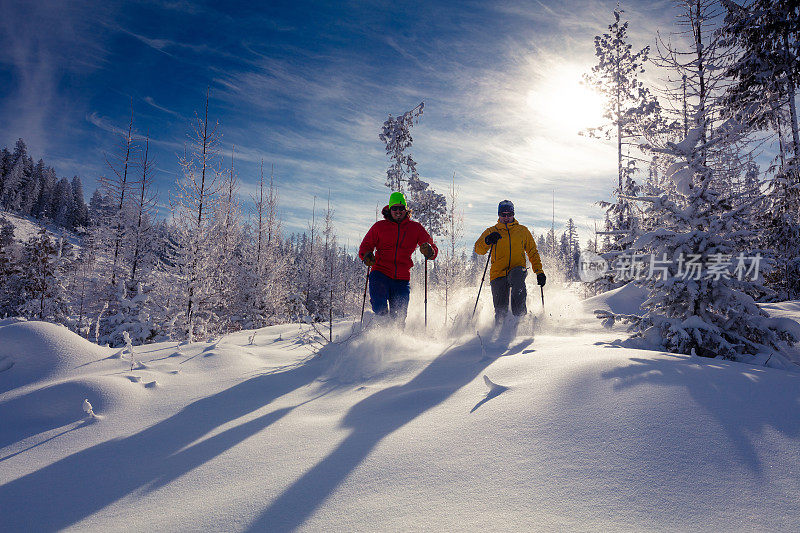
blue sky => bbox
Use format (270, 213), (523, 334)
(0, 0), (679, 249)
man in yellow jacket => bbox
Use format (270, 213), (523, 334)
(474, 200), (546, 324)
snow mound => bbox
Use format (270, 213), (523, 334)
(0, 321), (112, 393)
(0, 378), (112, 450)
(582, 282), (647, 315)
(0, 317), (27, 328)
(1, 309), (800, 531)
(760, 300), (800, 321)
(760, 301), (800, 365)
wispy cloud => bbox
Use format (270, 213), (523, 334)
(86, 112), (187, 160)
(203, 3), (622, 243)
(86, 112), (129, 136)
(0, 2), (114, 157)
(383, 36), (433, 72)
(144, 96), (180, 117)
(412, 0), (678, 239)
(116, 27), (243, 62)
(1, 0), (687, 248)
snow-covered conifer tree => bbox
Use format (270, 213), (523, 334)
(721, 0), (800, 298)
(0, 147), (10, 200)
(1, 141), (36, 214)
(536, 234), (547, 258)
(721, 0), (800, 162)
(379, 102), (424, 192)
(407, 175), (446, 237)
(102, 282), (158, 346)
(88, 189), (113, 227)
(71, 229), (100, 337)
(583, 9), (659, 260)
(30, 161), (53, 220)
(69, 177), (90, 231)
(544, 226), (558, 259)
(18, 229), (71, 321)
(0, 217), (23, 316)
(378, 102), (445, 235)
(49, 178), (74, 228)
(594, 1), (800, 364)
(147, 220), (185, 338)
(560, 218), (581, 281)
(600, 115), (796, 365)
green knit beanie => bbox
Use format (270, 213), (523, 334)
(389, 191), (407, 207)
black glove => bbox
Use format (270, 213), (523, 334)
(419, 242), (434, 259)
(537, 272), (546, 286)
(363, 252), (376, 267)
(484, 231), (501, 246)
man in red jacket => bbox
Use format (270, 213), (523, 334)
(359, 191), (438, 324)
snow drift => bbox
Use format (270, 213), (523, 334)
(0, 321), (113, 393)
(1, 291), (799, 531)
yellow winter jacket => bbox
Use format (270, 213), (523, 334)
(474, 220), (543, 281)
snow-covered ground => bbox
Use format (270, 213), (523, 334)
(1, 287), (799, 531)
(0, 209), (81, 246)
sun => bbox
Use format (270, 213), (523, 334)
(525, 65), (606, 136)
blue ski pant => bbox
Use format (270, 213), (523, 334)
(369, 270), (410, 323)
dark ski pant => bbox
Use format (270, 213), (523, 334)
(490, 266), (527, 324)
(369, 270), (410, 324)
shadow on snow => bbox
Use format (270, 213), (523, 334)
(602, 355), (800, 477)
(247, 335), (530, 532)
(0, 358), (326, 531)
(0, 332), (530, 531)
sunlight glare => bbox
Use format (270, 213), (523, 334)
(525, 66), (606, 136)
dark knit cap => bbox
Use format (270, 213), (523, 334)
(498, 200), (514, 215)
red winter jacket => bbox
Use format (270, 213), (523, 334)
(359, 205), (438, 281)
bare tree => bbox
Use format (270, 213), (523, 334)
(129, 134), (158, 287)
(249, 161), (285, 325)
(440, 172), (463, 324)
(210, 145), (243, 331)
(172, 88), (223, 340)
(304, 195), (317, 313)
(99, 101), (137, 286)
(323, 191), (337, 341)
(652, 0), (736, 166)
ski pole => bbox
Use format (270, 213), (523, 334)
(472, 244), (494, 319)
(424, 258), (428, 329)
(540, 285), (545, 309)
(361, 266), (370, 324)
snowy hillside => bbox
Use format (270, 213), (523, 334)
(1, 289), (799, 531)
(0, 209), (81, 246)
